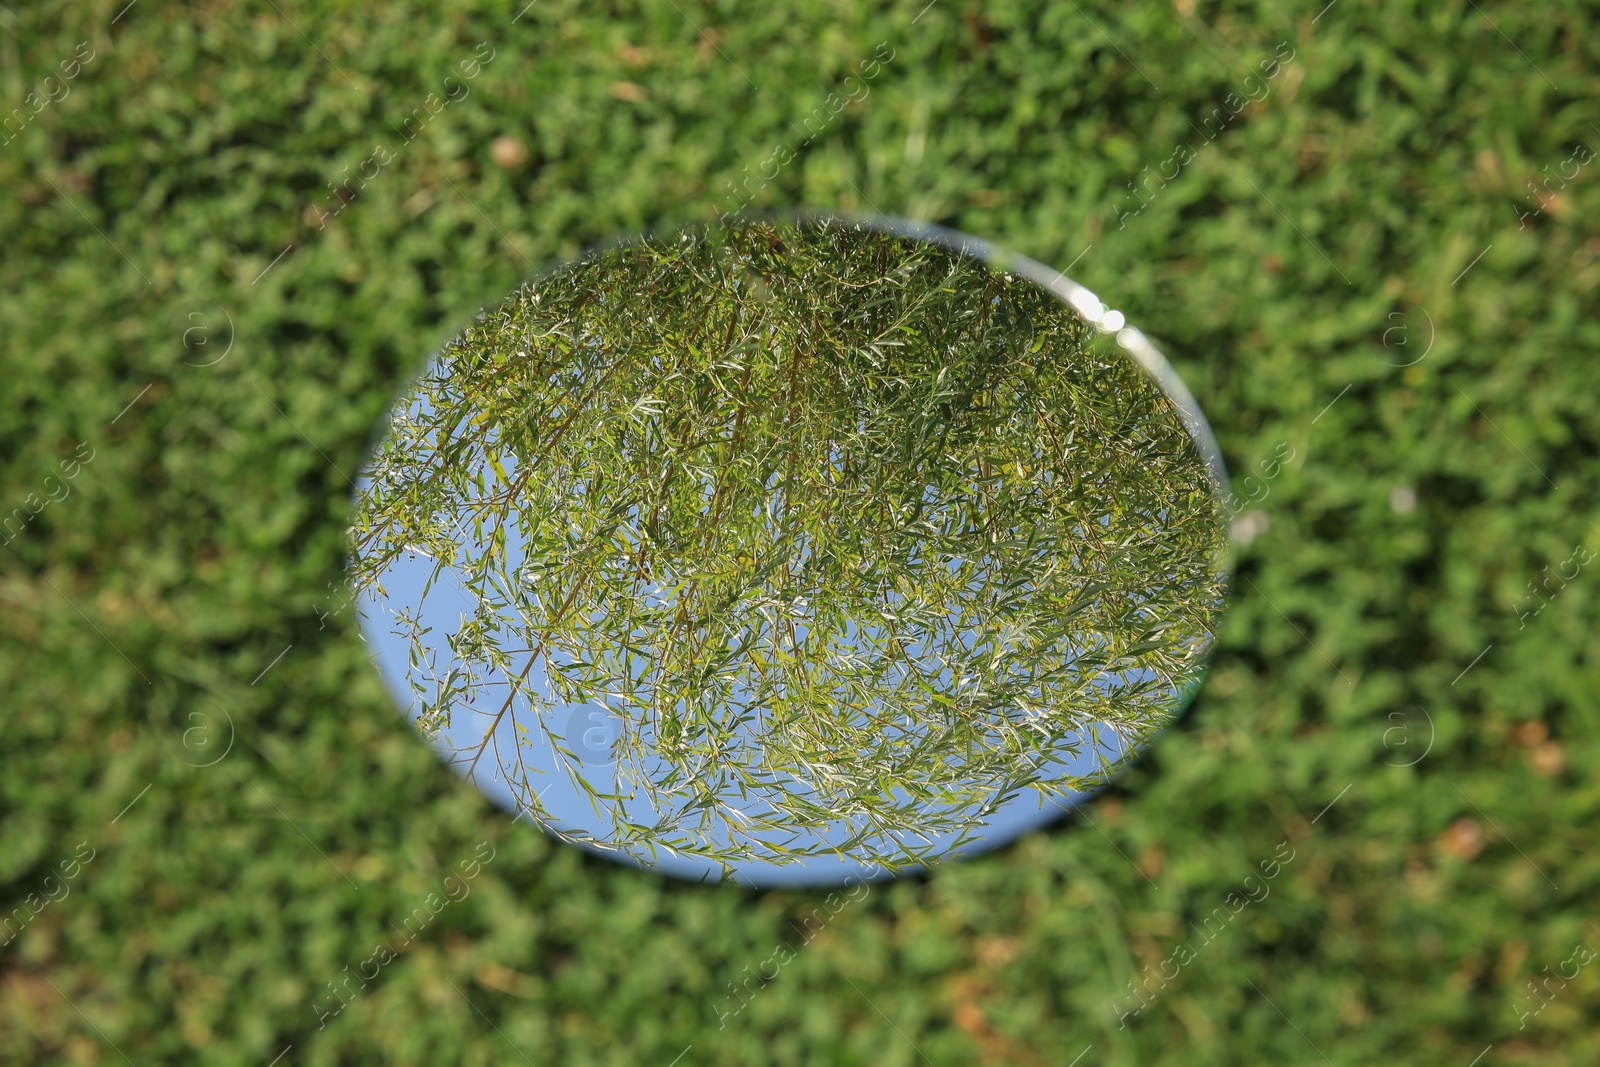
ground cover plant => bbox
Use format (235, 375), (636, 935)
(2, 2), (1599, 1065)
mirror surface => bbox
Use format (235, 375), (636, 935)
(350, 216), (1230, 886)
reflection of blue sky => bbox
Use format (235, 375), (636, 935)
(354, 419), (1181, 888)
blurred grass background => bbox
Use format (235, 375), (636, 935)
(2, 1), (1599, 1064)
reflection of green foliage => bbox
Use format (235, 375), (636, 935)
(352, 220), (1227, 872)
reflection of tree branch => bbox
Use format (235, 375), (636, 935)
(353, 220), (1227, 869)
(462, 563), (599, 785)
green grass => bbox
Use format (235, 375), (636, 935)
(2, 1), (1599, 1064)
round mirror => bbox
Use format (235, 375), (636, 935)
(349, 215), (1231, 886)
